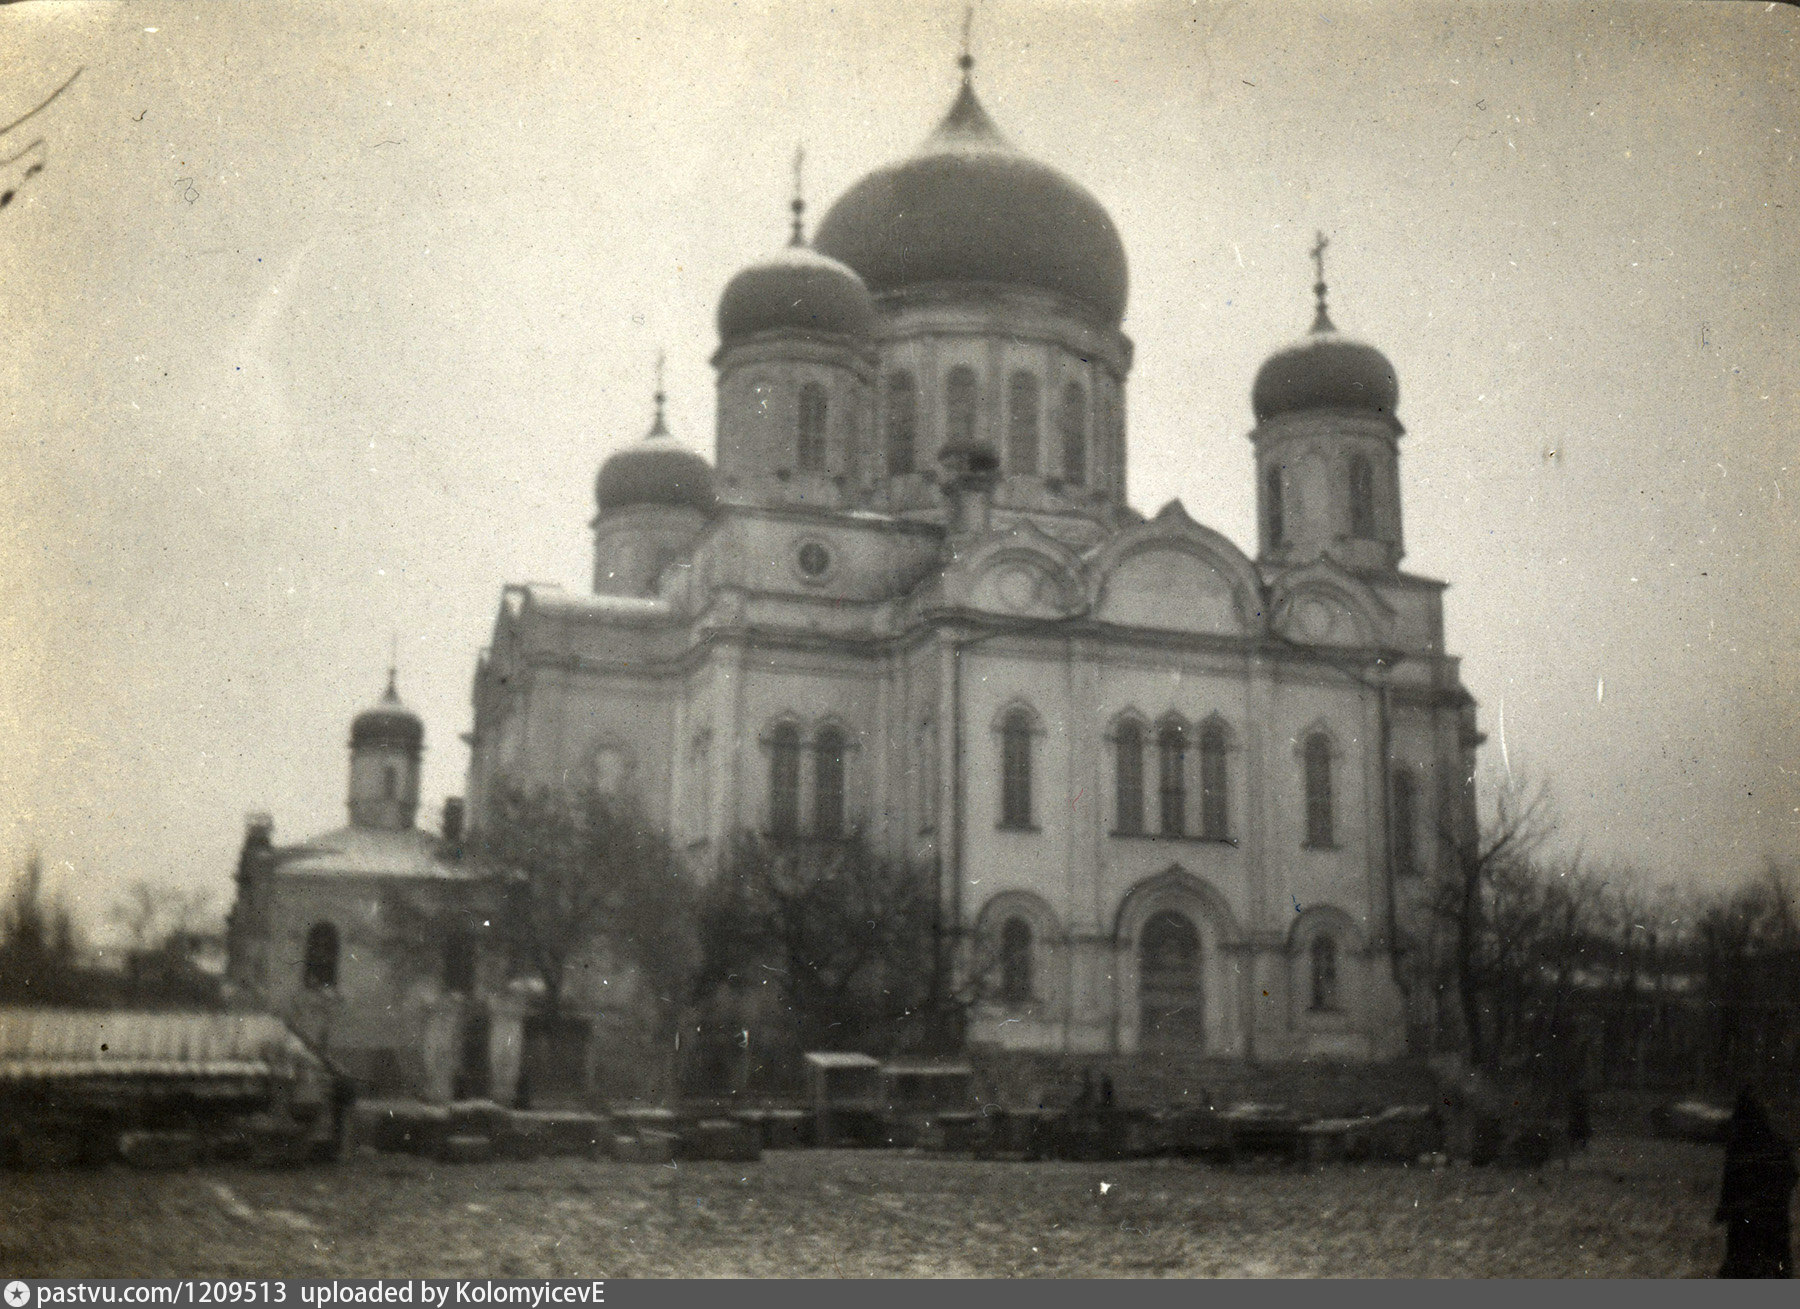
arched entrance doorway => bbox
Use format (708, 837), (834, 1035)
(1139, 909), (1204, 1052)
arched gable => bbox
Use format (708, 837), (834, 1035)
(943, 523), (1085, 618)
(1089, 505), (1263, 637)
(1112, 865), (1244, 946)
(1270, 560), (1394, 649)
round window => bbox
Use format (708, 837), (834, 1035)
(797, 541), (831, 578)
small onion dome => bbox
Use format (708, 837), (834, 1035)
(595, 420), (717, 517)
(1252, 330), (1400, 426)
(351, 671), (423, 753)
(813, 79), (1128, 327)
(717, 242), (875, 345)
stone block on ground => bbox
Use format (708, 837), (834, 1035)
(438, 1133), (495, 1165)
(502, 1110), (607, 1159)
(119, 1130), (201, 1171)
(353, 1101), (451, 1156)
(13, 1128), (87, 1171)
(762, 1109), (812, 1149)
(447, 1099), (510, 1139)
(679, 1118), (761, 1163)
(929, 1111), (981, 1154)
(611, 1130), (677, 1164)
(1370, 1105), (1441, 1161)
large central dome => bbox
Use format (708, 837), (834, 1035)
(812, 78), (1129, 327)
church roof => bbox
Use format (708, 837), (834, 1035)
(595, 399), (718, 517)
(813, 76), (1129, 326)
(1252, 329), (1400, 427)
(274, 825), (466, 880)
(349, 671), (423, 753)
(717, 240), (875, 345)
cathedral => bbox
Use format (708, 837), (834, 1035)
(465, 59), (1480, 1065)
(230, 56), (1480, 1098)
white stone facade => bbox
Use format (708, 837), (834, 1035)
(464, 72), (1482, 1066)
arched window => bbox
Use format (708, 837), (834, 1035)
(1114, 719), (1145, 835)
(1303, 733), (1334, 848)
(797, 382), (828, 472)
(1006, 371), (1040, 475)
(1349, 453), (1376, 539)
(442, 928), (477, 994)
(303, 922), (339, 991)
(885, 372), (916, 476)
(1199, 719), (1229, 840)
(769, 723), (802, 838)
(999, 708), (1034, 830)
(813, 726), (846, 837)
(946, 366), (979, 448)
(382, 765), (397, 800)
(1058, 380), (1087, 486)
(1310, 935), (1339, 1011)
(1266, 464), (1286, 546)
(999, 917), (1033, 1003)
(1157, 719), (1186, 837)
(1392, 767), (1419, 877)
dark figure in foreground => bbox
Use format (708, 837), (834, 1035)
(1715, 1089), (1797, 1278)
(1099, 1074), (1116, 1110)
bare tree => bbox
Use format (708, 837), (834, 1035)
(1436, 770), (1558, 1072)
(475, 781), (697, 1045)
(109, 879), (218, 955)
(0, 851), (82, 1003)
(698, 834), (943, 1058)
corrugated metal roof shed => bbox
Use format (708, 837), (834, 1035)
(0, 1008), (326, 1082)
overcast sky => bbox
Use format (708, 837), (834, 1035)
(4, 0), (1796, 935)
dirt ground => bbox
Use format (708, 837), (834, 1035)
(0, 1136), (1746, 1278)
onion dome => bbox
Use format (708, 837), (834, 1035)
(351, 669), (423, 753)
(717, 242), (874, 345)
(1251, 235), (1399, 425)
(812, 71), (1128, 326)
(594, 389), (717, 516)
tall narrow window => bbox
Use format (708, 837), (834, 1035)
(945, 366), (979, 449)
(1158, 720), (1186, 837)
(999, 918), (1033, 1003)
(1392, 768), (1418, 877)
(1303, 732), (1334, 848)
(1348, 453), (1376, 539)
(1310, 935), (1339, 1011)
(769, 723), (801, 838)
(1267, 464), (1286, 547)
(1199, 719), (1229, 840)
(1000, 708), (1034, 829)
(303, 922), (339, 991)
(813, 727), (846, 837)
(885, 372), (916, 475)
(1115, 719), (1145, 835)
(1058, 380), (1087, 486)
(797, 382), (828, 472)
(382, 765), (397, 800)
(1006, 371), (1040, 475)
